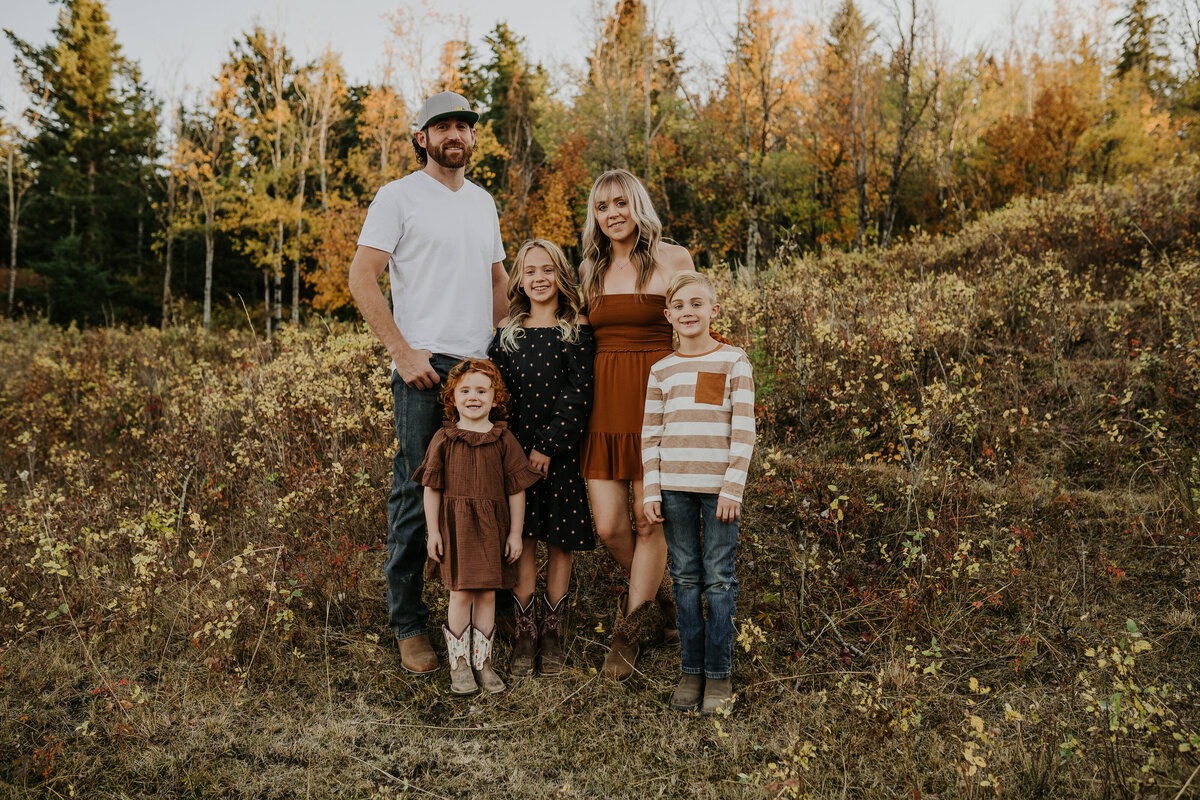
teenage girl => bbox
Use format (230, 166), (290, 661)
(489, 239), (595, 676)
(412, 359), (541, 695)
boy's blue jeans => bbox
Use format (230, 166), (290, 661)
(385, 355), (459, 641)
(660, 489), (740, 679)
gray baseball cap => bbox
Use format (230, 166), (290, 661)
(415, 91), (479, 129)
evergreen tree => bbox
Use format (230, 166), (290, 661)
(1115, 0), (1173, 98)
(6, 0), (158, 323)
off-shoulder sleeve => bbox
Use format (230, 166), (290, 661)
(487, 331), (518, 426)
(533, 325), (595, 456)
(500, 429), (542, 495)
(410, 430), (448, 489)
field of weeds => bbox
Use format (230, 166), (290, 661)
(2, 165), (1199, 799)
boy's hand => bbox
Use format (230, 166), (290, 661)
(505, 532), (523, 563)
(716, 497), (741, 522)
(644, 500), (664, 524)
(528, 449), (550, 477)
(427, 531), (443, 563)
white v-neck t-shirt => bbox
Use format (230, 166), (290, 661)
(358, 171), (505, 362)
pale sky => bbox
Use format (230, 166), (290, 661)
(2, 0), (1064, 117)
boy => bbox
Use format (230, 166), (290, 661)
(642, 271), (756, 714)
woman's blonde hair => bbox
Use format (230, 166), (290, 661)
(664, 271), (718, 306)
(497, 240), (584, 352)
(579, 169), (663, 308)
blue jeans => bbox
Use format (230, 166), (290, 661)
(385, 354), (460, 640)
(660, 490), (740, 679)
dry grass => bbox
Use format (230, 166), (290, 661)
(2, 167), (1199, 798)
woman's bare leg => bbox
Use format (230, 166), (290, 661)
(588, 478), (635, 571)
(627, 478), (667, 611)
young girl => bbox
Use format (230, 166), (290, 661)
(413, 359), (541, 695)
(488, 240), (595, 676)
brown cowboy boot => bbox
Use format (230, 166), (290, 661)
(656, 570), (680, 645)
(398, 633), (439, 674)
(701, 677), (735, 716)
(471, 626), (506, 694)
(600, 596), (649, 680)
(442, 626), (477, 695)
(510, 595), (537, 677)
(538, 594), (568, 675)
(669, 673), (705, 711)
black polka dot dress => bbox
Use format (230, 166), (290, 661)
(489, 325), (596, 551)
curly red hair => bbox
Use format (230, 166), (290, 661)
(440, 359), (511, 422)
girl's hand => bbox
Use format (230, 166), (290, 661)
(427, 531), (444, 563)
(644, 500), (664, 523)
(505, 532), (523, 563)
(716, 497), (741, 522)
(529, 449), (550, 477)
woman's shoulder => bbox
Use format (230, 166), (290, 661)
(656, 242), (695, 275)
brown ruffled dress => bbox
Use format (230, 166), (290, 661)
(580, 294), (673, 480)
(411, 421), (542, 591)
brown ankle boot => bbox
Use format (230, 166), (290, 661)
(472, 626), (506, 694)
(600, 597), (649, 680)
(442, 626), (476, 695)
(510, 596), (537, 677)
(398, 633), (439, 674)
(656, 571), (680, 646)
(701, 677), (735, 715)
(670, 673), (704, 711)
(538, 594), (568, 675)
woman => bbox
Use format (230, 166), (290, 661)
(578, 169), (694, 679)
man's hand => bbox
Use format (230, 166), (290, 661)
(716, 497), (741, 522)
(505, 531), (523, 563)
(644, 500), (664, 524)
(394, 346), (439, 390)
(427, 530), (444, 563)
(528, 449), (550, 478)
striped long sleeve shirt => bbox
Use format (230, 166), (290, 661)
(641, 343), (756, 504)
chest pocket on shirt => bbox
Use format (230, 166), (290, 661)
(694, 371), (727, 405)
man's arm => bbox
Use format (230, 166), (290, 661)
(348, 245), (440, 389)
(492, 260), (507, 326)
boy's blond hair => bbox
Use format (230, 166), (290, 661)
(664, 271), (718, 306)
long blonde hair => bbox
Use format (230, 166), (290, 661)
(497, 239), (584, 352)
(579, 169), (663, 308)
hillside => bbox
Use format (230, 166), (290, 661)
(1, 165), (1198, 798)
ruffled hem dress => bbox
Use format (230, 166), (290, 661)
(489, 325), (597, 551)
(580, 294), (673, 481)
(411, 421), (542, 591)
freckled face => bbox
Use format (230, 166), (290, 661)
(454, 371), (494, 422)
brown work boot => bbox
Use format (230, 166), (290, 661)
(669, 673), (704, 711)
(472, 626), (506, 694)
(398, 633), (439, 674)
(510, 595), (537, 677)
(656, 571), (680, 645)
(600, 597), (649, 680)
(442, 626), (476, 695)
(701, 677), (735, 716)
(538, 593), (568, 675)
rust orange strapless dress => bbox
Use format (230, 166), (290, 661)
(580, 293), (673, 480)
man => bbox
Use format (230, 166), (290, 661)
(349, 91), (507, 673)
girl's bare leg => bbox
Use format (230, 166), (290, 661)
(546, 545), (574, 604)
(473, 590), (496, 634)
(447, 590), (473, 635)
(515, 542), (538, 606)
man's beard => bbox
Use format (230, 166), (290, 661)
(428, 139), (473, 169)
